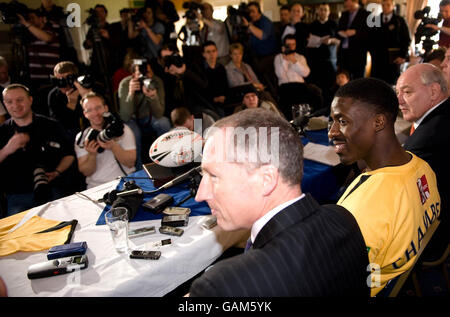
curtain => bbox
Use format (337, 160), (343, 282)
(405, 0), (428, 55)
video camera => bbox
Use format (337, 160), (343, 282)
(50, 74), (94, 90)
(414, 6), (442, 54)
(85, 8), (100, 28)
(228, 2), (251, 23)
(80, 112), (124, 153)
(101, 181), (144, 221)
(182, 1), (203, 20)
(0, 0), (28, 25)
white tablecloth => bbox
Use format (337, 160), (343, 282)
(0, 180), (249, 297)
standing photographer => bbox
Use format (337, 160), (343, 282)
(128, 6), (165, 61)
(425, 0), (450, 48)
(118, 59), (171, 169)
(75, 92), (136, 189)
(0, 84), (75, 216)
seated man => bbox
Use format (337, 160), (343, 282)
(189, 108), (370, 296)
(200, 41), (229, 118)
(0, 84), (75, 216)
(233, 84), (283, 117)
(275, 34), (323, 119)
(75, 92), (136, 189)
(397, 63), (450, 261)
(118, 58), (171, 168)
(274, 34), (310, 86)
(329, 78), (441, 296)
(170, 107), (215, 133)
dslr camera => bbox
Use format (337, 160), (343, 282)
(132, 59), (157, 92)
(82, 112), (124, 153)
(0, 1), (28, 24)
(163, 53), (184, 68)
(283, 44), (295, 55)
(50, 74), (94, 89)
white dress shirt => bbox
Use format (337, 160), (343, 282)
(274, 53), (310, 85)
(250, 194), (305, 244)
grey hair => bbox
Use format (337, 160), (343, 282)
(206, 108), (303, 186)
(420, 64), (449, 94)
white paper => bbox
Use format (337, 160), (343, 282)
(307, 34), (322, 48)
(303, 142), (341, 166)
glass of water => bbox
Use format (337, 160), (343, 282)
(105, 207), (129, 253)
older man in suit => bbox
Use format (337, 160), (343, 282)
(397, 63), (450, 261)
(188, 108), (369, 296)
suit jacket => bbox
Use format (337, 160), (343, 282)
(404, 98), (450, 226)
(337, 9), (370, 57)
(189, 194), (370, 297)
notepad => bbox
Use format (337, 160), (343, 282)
(303, 142), (341, 166)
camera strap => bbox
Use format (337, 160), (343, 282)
(115, 157), (128, 177)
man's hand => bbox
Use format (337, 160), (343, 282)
(166, 63), (186, 76)
(74, 81), (93, 99)
(3, 133), (30, 156)
(97, 139), (116, 150)
(393, 57), (406, 65)
(213, 96), (225, 103)
(129, 77), (142, 96)
(99, 28), (110, 39)
(66, 88), (80, 111)
(424, 24), (439, 31)
(143, 85), (157, 99)
(85, 139), (100, 154)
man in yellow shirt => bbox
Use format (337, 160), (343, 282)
(329, 78), (441, 296)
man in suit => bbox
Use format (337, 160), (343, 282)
(337, 0), (370, 79)
(397, 63), (449, 261)
(188, 108), (370, 296)
(370, 0), (411, 85)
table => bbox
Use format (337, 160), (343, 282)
(0, 180), (249, 297)
(0, 129), (340, 297)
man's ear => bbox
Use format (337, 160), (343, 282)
(429, 82), (441, 101)
(259, 165), (279, 197)
(374, 113), (386, 133)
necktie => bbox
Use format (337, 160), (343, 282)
(244, 238), (253, 253)
(410, 124), (415, 136)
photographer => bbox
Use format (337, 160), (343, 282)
(0, 84), (75, 216)
(199, 3), (230, 65)
(17, 9), (60, 89)
(83, 5), (114, 78)
(425, 0), (450, 48)
(47, 61), (85, 143)
(118, 59), (171, 169)
(274, 34), (310, 86)
(275, 34), (324, 119)
(128, 6), (165, 61)
(75, 92), (136, 189)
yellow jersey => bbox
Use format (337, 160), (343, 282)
(338, 152), (441, 296)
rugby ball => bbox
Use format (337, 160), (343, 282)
(149, 129), (203, 167)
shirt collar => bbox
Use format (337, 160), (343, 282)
(250, 194), (305, 243)
(414, 97), (447, 129)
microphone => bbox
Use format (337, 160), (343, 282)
(159, 166), (202, 190)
